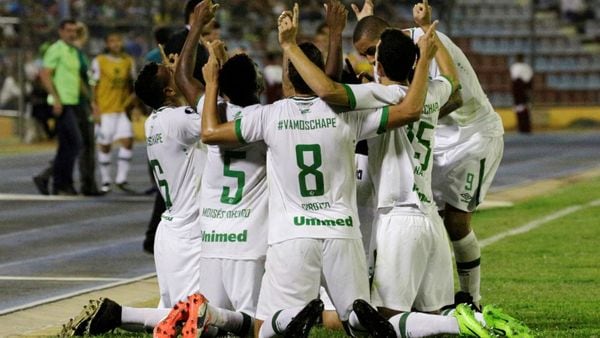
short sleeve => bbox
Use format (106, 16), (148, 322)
(43, 44), (60, 70)
(429, 76), (453, 107)
(347, 107), (389, 141)
(169, 107), (201, 146)
(238, 105), (267, 144)
(341, 83), (404, 110)
(90, 57), (100, 82)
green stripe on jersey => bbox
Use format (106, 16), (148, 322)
(440, 74), (456, 93)
(234, 119), (247, 144)
(377, 106), (389, 134)
(342, 83), (357, 110)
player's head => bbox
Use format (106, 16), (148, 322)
(353, 16), (390, 64)
(58, 19), (79, 45)
(135, 62), (180, 110)
(314, 22), (329, 54)
(185, 0), (202, 24)
(376, 28), (419, 84)
(288, 42), (324, 95)
(154, 26), (172, 45)
(105, 32), (124, 54)
(219, 54), (263, 107)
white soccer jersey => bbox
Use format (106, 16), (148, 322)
(237, 96), (388, 245)
(406, 28), (504, 145)
(197, 98), (268, 260)
(145, 106), (205, 237)
(343, 79), (452, 212)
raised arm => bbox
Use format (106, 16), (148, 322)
(200, 46), (240, 146)
(323, 0), (347, 81)
(175, 0), (218, 106)
(386, 22), (438, 129)
(351, 0), (374, 21)
(279, 4), (350, 106)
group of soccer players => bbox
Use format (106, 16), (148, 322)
(61, 0), (532, 337)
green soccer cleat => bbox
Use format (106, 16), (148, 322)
(454, 303), (493, 337)
(483, 305), (533, 337)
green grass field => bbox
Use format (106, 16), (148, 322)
(94, 177), (600, 337)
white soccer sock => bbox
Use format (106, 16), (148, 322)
(121, 306), (170, 329)
(205, 304), (248, 334)
(389, 312), (459, 337)
(115, 147), (133, 184)
(452, 231), (481, 303)
(98, 151), (112, 184)
(441, 308), (486, 327)
(258, 306), (304, 338)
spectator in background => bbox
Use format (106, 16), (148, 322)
(28, 44), (54, 140)
(73, 21), (102, 196)
(263, 51), (283, 103)
(510, 54), (533, 133)
(145, 26), (173, 63)
(92, 32), (137, 194)
(35, 19), (83, 195)
(560, 0), (594, 33)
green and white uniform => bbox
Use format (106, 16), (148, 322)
(145, 105), (206, 308)
(344, 79), (455, 311)
(408, 28), (505, 212)
(196, 97), (268, 316)
(236, 96), (388, 321)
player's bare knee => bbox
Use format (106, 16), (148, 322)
(119, 137), (134, 149)
(253, 319), (263, 338)
(443, 204), (472, 240)
(321, 310), (343, 330)
(99, 144), (111, 153)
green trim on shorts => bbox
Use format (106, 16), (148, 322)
(377, 106), (389, 134)
(234, 119), (247, 144)
(469, 158), (486, 210)
(341, 83), (357, 110)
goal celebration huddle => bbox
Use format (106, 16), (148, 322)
(61, 0), (531, 337)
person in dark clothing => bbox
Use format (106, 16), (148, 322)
(510, 54), (533, 133)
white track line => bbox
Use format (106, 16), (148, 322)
(0, 272), (157, 316)
(0, 193), (152, 202)
(480, 199), (600, 248)
(0, 276), (127, 282)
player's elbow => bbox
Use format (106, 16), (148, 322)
(200, 128), (219, 145)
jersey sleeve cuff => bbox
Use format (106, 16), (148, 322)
(439, 75), (455, 93)
(341, 84), (357, 110)
(377, 106), (389, 134)
(234, 118), (247, 144)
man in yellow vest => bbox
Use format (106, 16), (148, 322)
(91, 32), (137, 193)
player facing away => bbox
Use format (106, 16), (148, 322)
(172, 2), (267, 335)
(199, 5), (442, 337)
(91, 32), (137, 194)
(352, 0), (505, 311)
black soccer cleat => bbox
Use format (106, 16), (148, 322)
(455, 291), (482, 312)
(283, 298), (324, 338)
(86, 297), (122, 335)
(33, 175), (49, 195)
(352, 299), (396, 338)
(58, 299), (102, 337)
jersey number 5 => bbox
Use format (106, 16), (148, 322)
(296, 144), (324, 197)
(150, 159), (172, 209)
(221, 151), (246, 205)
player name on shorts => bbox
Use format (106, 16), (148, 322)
(277, 117), (337, 131)
(146, 133), (163, 146)
(293, 215), (354, 227)
(201, 229), (248, 243)
(202, 207), (251, 219)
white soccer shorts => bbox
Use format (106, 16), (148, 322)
(96, 112), (133, 145)
(154, 224), (203, 308)
(432, 135), (504, 212)
(370, 207), (454, 312)
(256, 238), (370, 321)
(197, 257), (265, 317)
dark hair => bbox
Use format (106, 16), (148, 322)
(164, 30), (209, 84)
(135, 63), (168, 109)
(184, 0), (202, 23)
(220, 54), (261, 107)
(377, 28), (419, 83)
(154, 26), (172, 45)
(353, 16), (389, 44)
(59, 18), (77, 29)
(288, 42), (324, 94)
